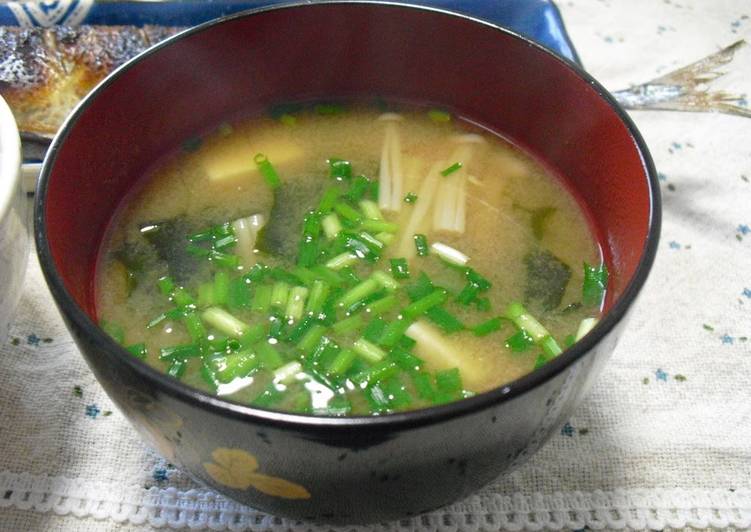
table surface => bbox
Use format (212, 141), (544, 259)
(1, 0), (751, 531)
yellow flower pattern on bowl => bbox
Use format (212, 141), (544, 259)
(203, 447), (311, 499)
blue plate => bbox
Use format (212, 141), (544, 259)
(0, 0), (579, 64)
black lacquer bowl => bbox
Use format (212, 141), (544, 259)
(35, 2), (660, 523)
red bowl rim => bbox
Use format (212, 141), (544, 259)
(34, 1), (661, 431)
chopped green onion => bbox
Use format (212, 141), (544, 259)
(353, 338), (387, 364)
(285, 286), (309, 322)
(209, 250), (240, 269)
(171, 287), (195, 310)
(358, 199), (384, 221)
(365, 294), (399, 316)
(360, 219), (398, 233)
(321, 213), (343, 239)
(332, 314), (365, 335)
(505, 302), (549, 342)
(472, 317), (503, 336)
(457, 282), (480, 305)
(125, 343), (147, 359)
(327, 348), (357, 376)
(333, 201), (363, 224)
(210, 349), (259, 383)
(352, 360), (399, 387)
(244, 262), (270, 282)
(329, 158), (352, 181)
(227, 277), (252, 309)
(390, 258), (410, 279)
(202, 307), (250, 338)
(267, 313), (285, 339)
(279, 113), (296, 126)
(465, 268), (492, 290)
(378, 318), (412, 348)
(347, 175), (371, 202)
(371, 271), (399, 291)
(425, 306), (464, 333)
(413, 234), (429, 256)
(474, 297), (491, 312)
(374, 232), (394, 245)
(564, 334), (576, 347)
(167, 360), (188, 378)
(286, 315), (319, 344)
(540, 335), (562, 358)
(390, 349), (423, 372)
(273, 361), (303, 385)
(146, 308), (185, 329)
(240, 324), (266, 347)
(435, 368), (462, 395)
(505, 329), (534, 352)
(403, 289), (448, 320)
(252, 384), (284, 407)
(255, 341), (285, 369)
(363, 317), (388, 342)
(338, 278), (380, 309)
(405, 272), (434, 300)
(251, 285), (272, 313)
(317, 186), (341, 214)
(159, 343), (201, 361)
(197, 283), (215, 308)
(213, 271), (230, 306)
(297, 324), (327, 353)
(270, 282), (290, 309)
(533, 353), (549, 370)
(157, 276), (175, 296)
(183, 311), (209, 346)
(254, 153), (282, 189)
(411, 371), (434, 400)
(575, 317), (599, 341)
(428, 109), (451, 123)
(431, 242), (469, 266)
(583, 262), (609, 307)
(440, 162), (462, 177)
(404, 192), (418, 204)
(306, 280), (330, 315)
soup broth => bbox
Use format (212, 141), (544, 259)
(96, 104), (606, 416)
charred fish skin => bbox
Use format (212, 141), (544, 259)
(0, 25), (182, 137)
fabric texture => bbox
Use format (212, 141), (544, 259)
(1, 0), (751, 529)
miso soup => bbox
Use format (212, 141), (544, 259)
(96, 104), (608, 416)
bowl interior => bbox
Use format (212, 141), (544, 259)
(37, 2), (658, 397)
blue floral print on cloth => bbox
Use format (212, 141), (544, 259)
(0, 0), (750, 530)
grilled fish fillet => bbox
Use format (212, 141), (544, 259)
(0, 25), (183, 137)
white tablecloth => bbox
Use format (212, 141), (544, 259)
(1, 0), (750, 530)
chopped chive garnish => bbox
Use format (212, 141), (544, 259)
(306, 280), (330, 315)
(440, 162), (462, 177)
(332, 314), (365, 335)
(435, 368), (462, 395)
(474, 297), (491, 312)
(286, 315), (318, 344)
(254, 153), (282, 189)
(147, 308), (185, 329)
(327, 348), (357, 376)
(410, 371), (434, 400)
(404, 192), (418, 204)
(213, 271), (230, 306)
(125, 343), (147, 359)
(252, 384), (284, 407)
(374, 232), (394, 245)
(465, 268), (492, 290)
(583, 262), (609, 307)
(328, 158), (352, 181)
(428, 109), (451, 123)
(472, 317), (503, 336)
(363, 317), (388, 343)
(159, 343), (202, 361)
(227, 277), (252, 309)
(321, 213), (343, 239)
(425, 306), (463, 333)
(403, 289), (448, 320)
(211, 349), (259, 383)
(540, 335), (562, 358)
(157, 276), (175, 296)
(353, 338), (387, 364)
(297, 324), (327, 353)
(413, 234), (429, 256)
(251, 285), (272, 313)
(338, 278), (380, 309)
(333, 201), (362, 224)
(167, 359), (188, 378)
(505, 329), (534, 352)
(457, 282), (480, 305)
(352, 360), (399, 387)
(347, 175), (371, 202)
(358, 200), (384, 221)
(255, 341), (285, 370)
(209, 250), (240, 269)
(406, 272), (434, 300)
(273, 361), (303, 385)
(285, 286), (309, 321)
(378, 318), (412, 348)
(270, 281), (290, 309)
(183, 311), (209, 347)
(360, 219), (398, 234)
(365, 294), (399, 316)
(391, 349), (423, 372)
(533, 353), (549, 370)
(240, 324), (266, 347)
(325, 251), (359, 270)
(202, 307), (249, 338)
(317, 186), (341, 214)
(244, 263), (270, 282)
(505, 302), (550, 342)
(564, 334), (576, 347)
(371, 271), (399, 291)
(390, 258), (410, 279)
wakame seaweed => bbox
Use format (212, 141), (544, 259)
(524, 249), (572, 311)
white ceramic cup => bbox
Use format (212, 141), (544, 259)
(0, 95), (28, 340)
